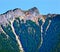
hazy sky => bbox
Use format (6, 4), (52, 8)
(0, 0), (60, 14)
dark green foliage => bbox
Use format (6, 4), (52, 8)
(1, 24), (16, 41)
(13, 19), (41, 52)
(0, 32), (20, 52)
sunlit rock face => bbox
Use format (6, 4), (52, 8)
(0, 7), (60, 52)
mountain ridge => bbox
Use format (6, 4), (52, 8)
(0, 7), (60, 52)
(0, 7), (58, 26)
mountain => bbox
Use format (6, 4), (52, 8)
(0, 7), (60, 52)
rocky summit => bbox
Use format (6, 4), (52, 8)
(0, 7), (60, 52)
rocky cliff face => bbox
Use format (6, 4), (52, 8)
(0, 7), (60, 52)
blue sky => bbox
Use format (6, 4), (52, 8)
(0, 0), (60, 14)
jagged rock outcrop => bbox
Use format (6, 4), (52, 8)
(0, 7), (60, 52)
